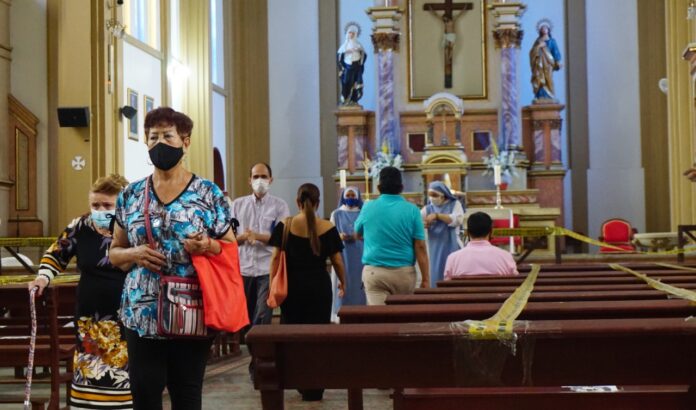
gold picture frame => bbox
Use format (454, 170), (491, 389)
(127, 88), (139, 141)
(407, 0), (488, 101)
(144, 95), (155, 114)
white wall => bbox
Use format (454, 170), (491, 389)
(10, 0), (49, 234)
(267, 0), (323, 216)
(586, 0), (645, 241)
(122, 42), (162, 182)
(519, 0), (572, 228)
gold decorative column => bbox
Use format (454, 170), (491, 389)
(231, 0), (269, 198)
(179, 0), (212, 180)
(0, 0), (12, 235)
(668, 0), (696, 228)
(48, 0), (93, 231)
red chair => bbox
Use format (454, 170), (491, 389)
(598, 218), (637, 253)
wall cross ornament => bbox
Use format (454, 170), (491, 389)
(71, 156), (86, 171)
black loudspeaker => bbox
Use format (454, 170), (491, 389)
(57, 107), (90, 127)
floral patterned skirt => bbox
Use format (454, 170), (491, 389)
(69, 316), (132, 409)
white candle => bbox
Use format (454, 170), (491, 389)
(443, 173), (452, 189)
(339, 169), (347, 188)
(493, 165), (502, 186)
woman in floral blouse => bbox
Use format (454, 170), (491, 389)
(109, 107), (236, 410)
(28, 174), (131, 409)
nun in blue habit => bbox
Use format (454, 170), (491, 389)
(421, 181), (465, 287)
(330, 187), (366, 321)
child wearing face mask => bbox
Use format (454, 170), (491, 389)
(329, 187), (366, 321)
(28, 174), (132, 408)
(420, 181), (465, 287)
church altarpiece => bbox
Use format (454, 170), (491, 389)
(336, 2), (565, 254)
(407, 0), (488, 100)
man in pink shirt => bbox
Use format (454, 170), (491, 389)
(444, 212), (519, 278)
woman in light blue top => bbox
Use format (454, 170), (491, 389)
(330, 187), (366, 319)
(421, 181), (464, 287)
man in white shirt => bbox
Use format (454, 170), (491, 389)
(231, 162), (290, 330)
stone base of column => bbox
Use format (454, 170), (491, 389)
(528, 169), (566, 227)
(522, 103), (565, 171)
(335, 109), (375, 174)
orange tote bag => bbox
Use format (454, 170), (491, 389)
(267, 217), (292, 309)
(192, 241), (249, 333)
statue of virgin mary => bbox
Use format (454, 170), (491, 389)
(530, 19), (562, 103)
(337, 22), (367, 107)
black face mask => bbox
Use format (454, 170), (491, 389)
(149, 143), (184, 171)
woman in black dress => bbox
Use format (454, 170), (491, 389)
(28, 174), (131, 409)
(269, 183), (346, 401)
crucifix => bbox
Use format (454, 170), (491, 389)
(423, 0), (473, 89)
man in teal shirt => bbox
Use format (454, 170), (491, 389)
(355, 167), (430, 305)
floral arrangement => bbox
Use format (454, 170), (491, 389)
(482, 137), (518, 179)
(366, 143), (403, 178)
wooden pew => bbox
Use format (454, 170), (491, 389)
(347, 267), (696, 408)
(417, 282), (696, 294)
(516, 262), (696, 273)
(387, 289), (688, 304)
(0, 284), (76, 410)
(247, 318), (696, 410)
(389, 268), (696, 408)
(339, 299), (696, 324)
(437, 274), (696, 287)
(445, 269), (696, 280)
(392, 386), (694, 410)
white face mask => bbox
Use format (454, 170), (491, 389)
(430, 197), (444, 207)
(252, 178), (270, 195)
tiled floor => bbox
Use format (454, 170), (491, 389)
(166, 347), (392, 409)
(1, 347), (392, 409)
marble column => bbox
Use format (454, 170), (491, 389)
(0, 0), (12, 236)
(489, 3), (526, 152)
(368, 6), (401, 155)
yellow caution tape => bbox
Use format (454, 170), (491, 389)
(492, 227), (552, 237)
(466, 264), (541, 339)
(654, 262), (696, 272)
(551, 227), (635, 252)
(487, 225), (696, 256)
(551, 227), (696, 256)
(609, 264), (696, 304)
(0, 274), (80, 287)
(0, 237), (55, 248)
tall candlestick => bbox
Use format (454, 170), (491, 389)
(363, 154), (371, 201)
(339, 170), (347, 189)
(493, 165), (502, 186)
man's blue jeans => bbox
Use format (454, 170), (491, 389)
(242, 275), (273, 327)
